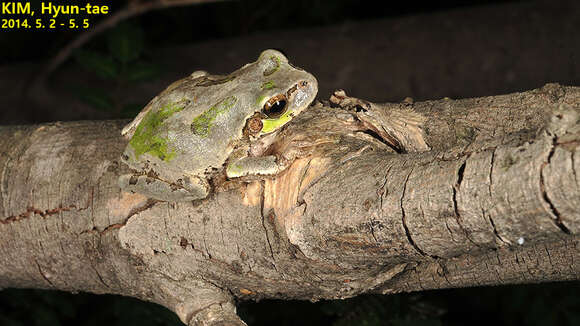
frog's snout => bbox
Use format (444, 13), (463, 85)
(287, 77), (315, 96)
(287, 77), (316, 108)
(297, 80), (311, 92)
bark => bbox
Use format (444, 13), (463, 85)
(1, 83), (579, 325)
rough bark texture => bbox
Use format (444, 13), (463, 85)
(1, 83), (579, 325)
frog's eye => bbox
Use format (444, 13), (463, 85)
(263, 94), (288, 118)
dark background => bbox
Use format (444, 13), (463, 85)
(1, 0), (579, 325)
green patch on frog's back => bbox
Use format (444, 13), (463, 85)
(191, 96), (238, 137)
(129, 101), (186, 161)
(261, 81), (275, 90)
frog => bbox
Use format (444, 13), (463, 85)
(118, 49), (318, 202)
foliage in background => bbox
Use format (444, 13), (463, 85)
(0, 289), (181, 326)
(1, 282), (578, 326)
(0, 0), (515, 64)
(0, 0), (514, 118)
(72, 22), (162, 118)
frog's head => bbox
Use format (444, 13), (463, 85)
(252, 49), (318, 135)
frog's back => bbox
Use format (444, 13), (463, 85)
(120, 49), (318, 185)
(121, 68), (258, 180)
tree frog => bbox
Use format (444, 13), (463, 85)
(119, 49), (318, 202)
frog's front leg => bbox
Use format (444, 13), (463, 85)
(226, 155), (282, 178)
(118, 174), (209, 202)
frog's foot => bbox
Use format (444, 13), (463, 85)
(226, 155), (281, 178)
(118, 174), (209, 202)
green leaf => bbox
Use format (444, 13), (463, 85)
(0, 315), (25, 326)
(72, 86), (115, 112)
(74, 50), (118, 79)
(391, 318), (442, 326)
(125, 62), (161, 82)
(108, 23), (144, 63)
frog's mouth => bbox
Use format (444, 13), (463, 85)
(259, 80), (314, 134)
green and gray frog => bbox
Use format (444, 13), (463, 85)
(119, 49), (318, 202)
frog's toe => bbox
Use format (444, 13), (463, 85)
(226, 155), (280, 178)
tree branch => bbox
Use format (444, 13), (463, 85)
(1, 83), (579, 324)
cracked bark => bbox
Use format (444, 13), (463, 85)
(1, 83), (579, 325)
